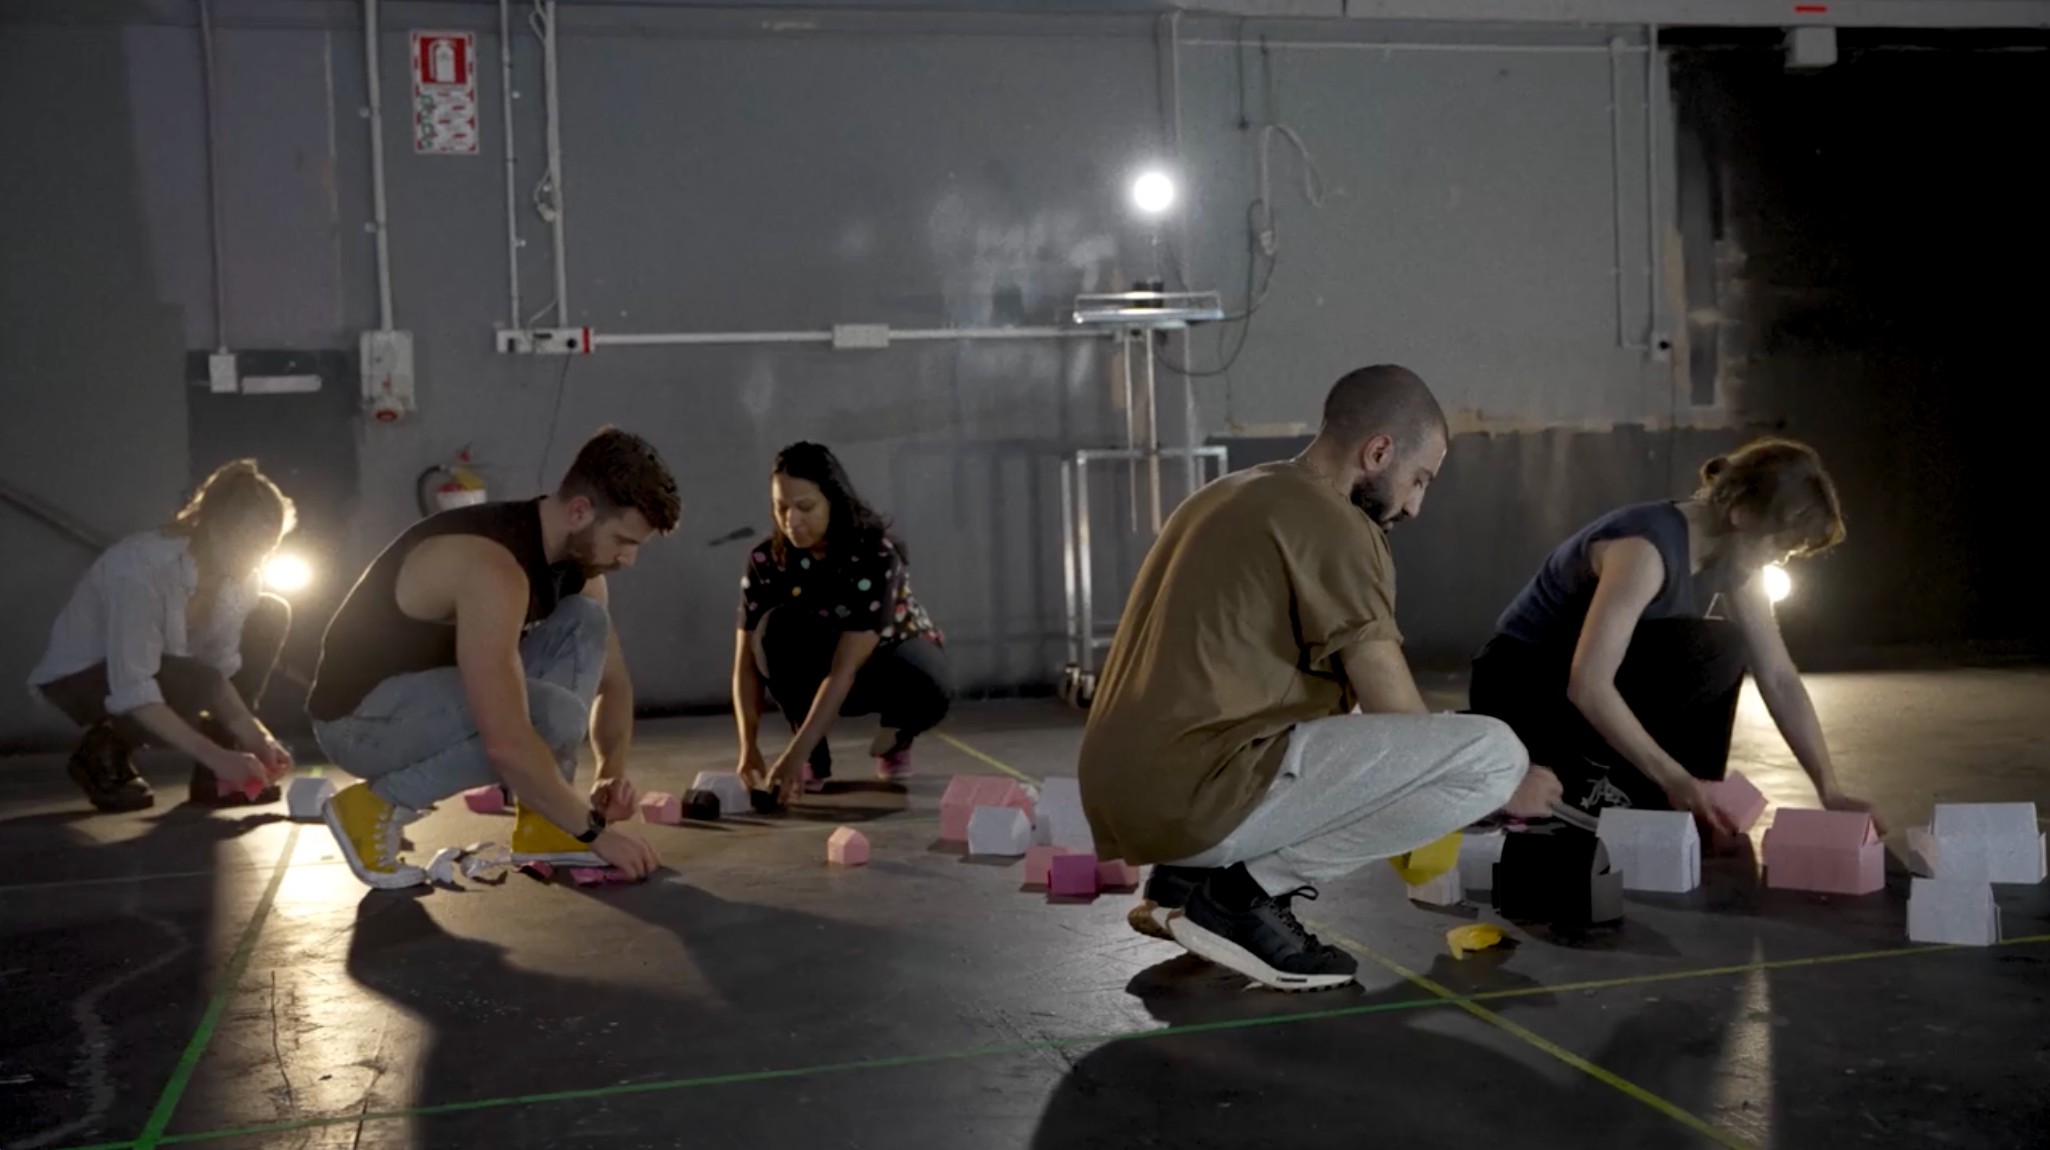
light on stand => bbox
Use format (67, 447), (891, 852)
(1130, 170), (1177, 216)
(1762, 564), (1792, 605)
(263, 553), (313, 594)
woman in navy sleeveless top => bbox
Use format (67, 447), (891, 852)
(1468, 438), (1878, 837)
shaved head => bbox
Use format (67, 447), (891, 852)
(1319, 365), (1446, 454)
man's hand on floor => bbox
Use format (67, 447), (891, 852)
(593, 825), (660, 879)
(590, 777), (638, 822)
(1502, 765), (1564, 818)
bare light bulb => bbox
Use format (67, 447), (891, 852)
(1762, 564), (1792, 604)
(1131, 170), (1176, 215)
(263, 554), (313, 593)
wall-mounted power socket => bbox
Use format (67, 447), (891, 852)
(531, 327), (592, 355)
(495, 328), (534, 354)
(208, 352), (238, 393)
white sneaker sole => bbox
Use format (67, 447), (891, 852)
(1167, 914), (1357, 992)
(1127, 899), (1175, 941)
(321, 796), (427, 890)
(510, 850), (605, 867)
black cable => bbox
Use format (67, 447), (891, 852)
(1154, 201), (1277, 378)
(533, 354), (574, 492)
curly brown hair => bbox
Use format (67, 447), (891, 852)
(1696, 436), (1846, 559)
(558, 426), (681, 533)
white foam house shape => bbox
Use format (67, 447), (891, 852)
(691, 770), (752, 818)
(1907, 877), (2002, 946)
(1457, 830), (1506, 891)
(1407, 869), (1464, 906)
(1033, 777), (1095, 850)
(967, 806), (1033, 856)
(286, 776), (336, 821)
(1595, 808), (1701, 893)
(1905, 826), (1939, 878)
(1929, 802), (2046, 884)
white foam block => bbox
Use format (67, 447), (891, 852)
(286, 776), (336, 821)
(1907, 877), (2001, 946)
(1458, 829), (1507, 891)
(691, 771), (753, 819)
(1407, 869), (1464, 906)
(1929, 802), (2046, 884)
(1033, 777), (1095, 851)
(1596, 808), (1701, 893)
(1906, 825), (1939, 877)
(967, 806), (1033, 856)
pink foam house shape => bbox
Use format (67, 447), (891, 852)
(1024, 845), (1071, 886)
(827, 826), (870, 866)
(463, 784), (506, 814)
(941, 776), (1025, 842)
(1097, 859), (1142, 889)
(639, 791), (682, 825)
(1706, 771), (1769, 833)
(1764, 808), (1884, 895)
(1049, 853), (1100, 897)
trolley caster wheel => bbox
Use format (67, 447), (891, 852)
(1058, 665), (1079, 705)
(1075, 673), (1096, 707)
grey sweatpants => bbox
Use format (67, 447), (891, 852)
(311, 596), (609, 811)
(1169, 713), (1528, 896)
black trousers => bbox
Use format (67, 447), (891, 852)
(754, 607), (952, 777)
(1468, 617), (1748, 810)
(39, 593), (291, 752)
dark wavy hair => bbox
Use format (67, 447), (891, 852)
(1694, 436), (1846, 559)
(769, 442), (907, 566)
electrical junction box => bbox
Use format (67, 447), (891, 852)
(360, 330), (416, 423)
(1787, 26), (1837, 70)
(208, 352), (238, 394)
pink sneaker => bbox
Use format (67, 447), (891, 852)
(802, 764), (827, 794)
(875, 747), (913, 782)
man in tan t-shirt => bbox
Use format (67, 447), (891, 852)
(1079, 365), (1561, 991)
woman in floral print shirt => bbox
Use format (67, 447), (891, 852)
(733, 442), (951, 798)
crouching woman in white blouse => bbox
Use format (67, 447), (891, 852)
(29, 460), (298, 812)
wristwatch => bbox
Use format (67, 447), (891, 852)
(575, 808), (608, 844)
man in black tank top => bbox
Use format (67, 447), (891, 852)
(308, 428), (682, 889)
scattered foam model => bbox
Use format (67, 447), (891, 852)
(1096, 859), (1142, 890)
(1457, 829), (1507, 892)
(638, 791), (682, 825)
(463, 784), (507, 814)
(1763, 809), (1884, 895)
(1704, 770), (1769, 833)
(1596, 808), (1702, 893)
(1926, 802), (2046, 884)
(941, 776), (1029, 842)
(691, 771), (753, 819)
(967, 806), (1032, 856)
(1493, 830), (1624, 926)
(827, 826), (870, 866)
(1024, 845), (1071, 886)
(1407, 870), (1464, 906)
(1033, 777), (1094, 850)
(286, 776), (336, 821)
(1049, 853), (1099, 897)
(683, 790), (722, 820)
(1907, 877), (2001, 945)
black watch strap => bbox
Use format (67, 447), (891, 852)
(574, 809), (607, 844)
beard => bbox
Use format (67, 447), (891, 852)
(565, 524), (619, 577)
(1349, 472), (1408, 529)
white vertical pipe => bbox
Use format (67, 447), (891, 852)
(1608, 35), (1631, 349)
(500, 0), (521, 327)
(198, 0), (229, 351)
(364, 0), (395, 331)
(1644, 23), (1662, 350)
(542, 0), (569, 325)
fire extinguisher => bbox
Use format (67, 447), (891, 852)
(416, 447), (488, 517)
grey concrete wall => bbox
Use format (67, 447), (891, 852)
(0, 3), (1746, 744)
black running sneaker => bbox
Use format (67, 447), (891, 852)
(1126, 864), (1209, 941)
(66, 722), (154, 812)
(1169, 875), (1359, 992)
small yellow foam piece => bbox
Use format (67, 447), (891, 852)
(1446, 923), (1506, 960)
(1388, 830), (1462, 885)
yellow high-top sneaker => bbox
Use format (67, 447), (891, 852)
(322, 782), (427, 889)
(510, 802), (605, 866)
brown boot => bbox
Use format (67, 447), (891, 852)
(65, 723), (154, 812)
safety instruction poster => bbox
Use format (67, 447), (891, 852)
(412, 31), (478, 155)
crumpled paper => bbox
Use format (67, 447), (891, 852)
(1446, 923), (1506, 960)
(425, 847), (464, 886)
(459, 843), (516, 882)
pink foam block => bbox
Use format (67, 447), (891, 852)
(568, 867), (633, 886)
(940, 775), (1027, 842)
(1049, 853), (1100, 897)
(1003, 786), (1036, 825)
(1025, 845), (1071, 886)
(827, 826), (870, 866)
(1706, 771), (1769, 833)
(1096, 859), (1142, 890)
(1763, 808), (1884, 895)
(463, 784), (507, 814)
(217, 775), (267, 801)
(520, 861), (555, 879)
(639, 791), (682, 825)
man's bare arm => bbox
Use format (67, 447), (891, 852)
(579, 576), (633, 780)
(1339, 639), (1430, 716)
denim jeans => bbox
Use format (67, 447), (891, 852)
(312, 595), (609, 811)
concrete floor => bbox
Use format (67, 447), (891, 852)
(3, 667), (2048, 1149)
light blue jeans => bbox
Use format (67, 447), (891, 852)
(312, 596), (609, 811)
